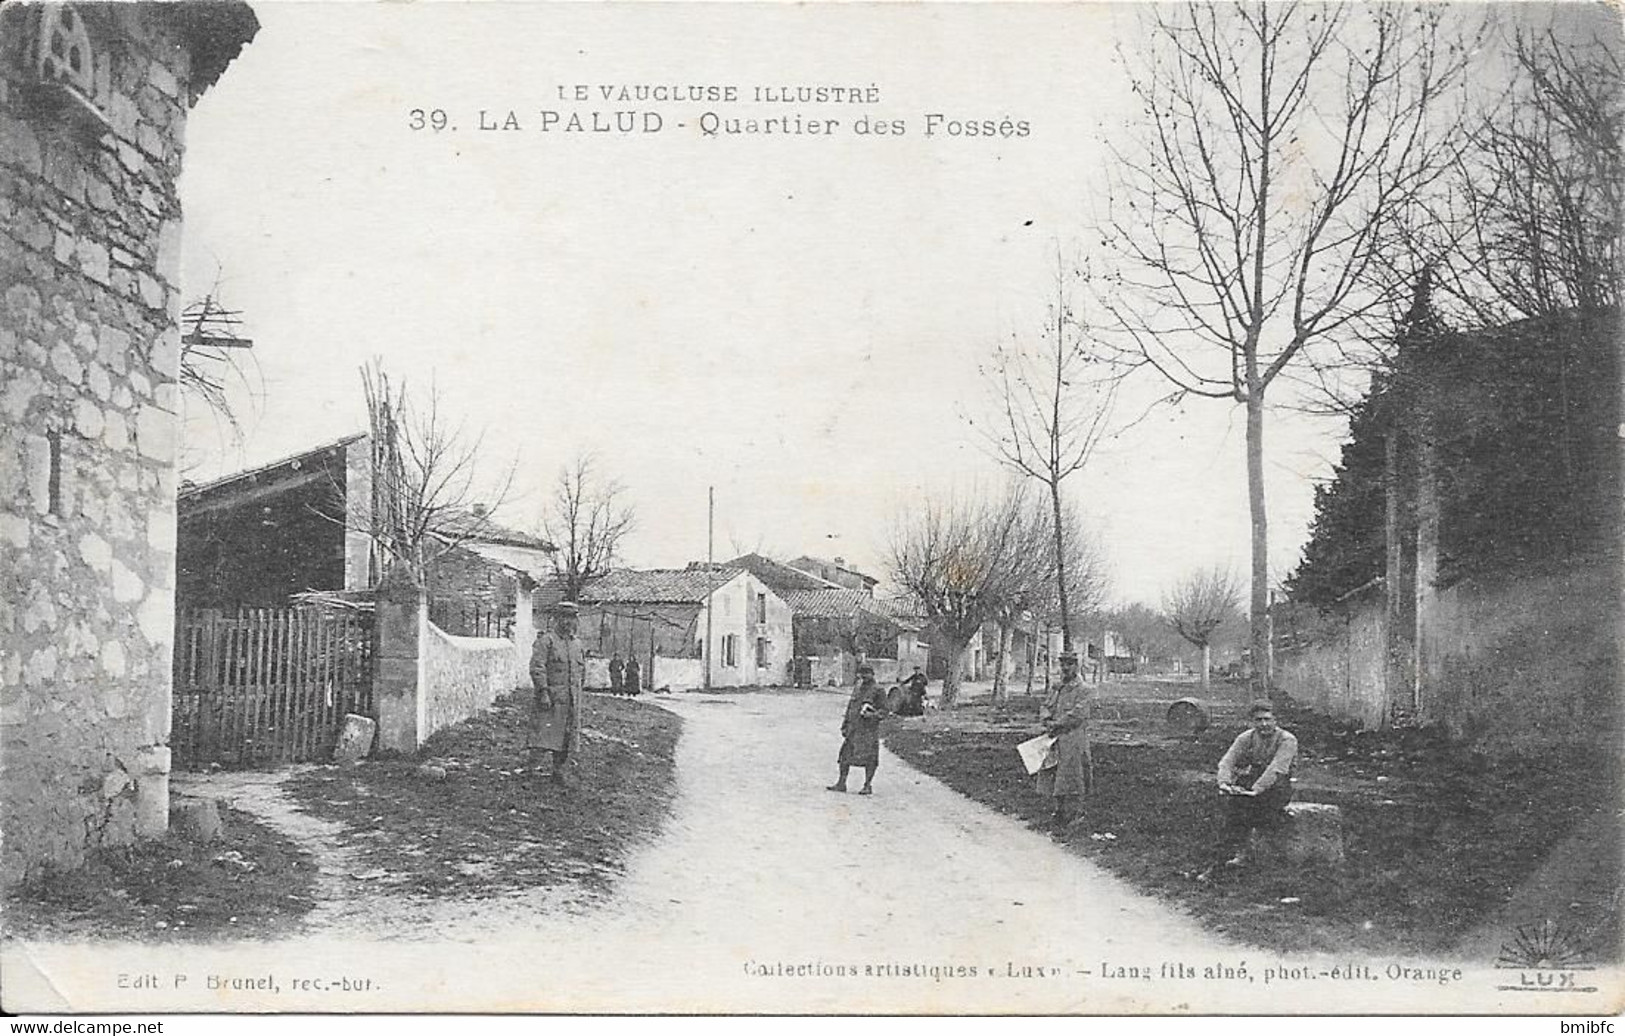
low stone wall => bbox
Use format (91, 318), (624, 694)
(653, 656), (703, 691)
(421, 622), (519, 742)
(1275, 599), (1388, 731)
(808, 655), (847, 688)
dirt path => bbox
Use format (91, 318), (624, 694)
(19, 691), (1615, 1014)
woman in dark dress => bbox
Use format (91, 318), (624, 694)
(827, 663), (888, 795)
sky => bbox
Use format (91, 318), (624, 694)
(173, 0), (1500, 608)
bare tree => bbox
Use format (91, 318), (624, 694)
(541, 453), (637, 602)
(994, 500), (1110, 702)
(1100, 3), (1471, 692)
(975, 247), (1118, 658)
(1162, 567), (1243, 690)
(887, 483), (1054, 708)
(361, 361), (517, 584)
(1444, 20), (1622, 322)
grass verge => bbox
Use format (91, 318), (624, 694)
(283, 691), (681, 897)
(3, 808), (317, 943)
(885, 696), (1620, 959)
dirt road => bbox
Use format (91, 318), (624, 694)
(289, 688), (1240, 1012)
(12, 690), (1579, 1014)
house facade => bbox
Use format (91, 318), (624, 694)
(545, 566), (794, 690)
(0, 3), (258, 885)
(728, 554), (927, 686)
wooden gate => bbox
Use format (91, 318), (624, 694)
(173, 608), (374, 769)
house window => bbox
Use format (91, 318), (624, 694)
(756, 636), (768, 668)
(722, 633), (738, 667)
(756, 593), (767, 623)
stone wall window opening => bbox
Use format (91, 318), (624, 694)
(14, 3), (112, 137)
(39, 6), (95, 97)
(46, 429), (63, 517)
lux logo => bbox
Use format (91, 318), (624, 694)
(1518, 971), (1578, 989)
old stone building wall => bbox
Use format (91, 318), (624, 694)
(0, 4), (256, 885)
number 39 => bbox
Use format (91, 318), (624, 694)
(408, 108), (449, 131)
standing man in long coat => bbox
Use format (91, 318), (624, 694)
(529, 601), (586, 785)
(827, 663), (888, 795)
(1036, 650), (1093, 827)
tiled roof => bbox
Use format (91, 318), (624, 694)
(437, 510), (555, 552)
(724, 553), (838, 593)
(539, 567), (743, 606)
(788, 554), (879, 587)
(781, 589), (926, 632)
(461, 541), (556, 583)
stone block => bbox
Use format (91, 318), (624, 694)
(86, 362), (111, 400)
(0, 112), (44, 176)
(76, 239), (111, 286)
(333, 714), (376, 766)
(74, 398), (104, 439)
(78, 532), (112, 573)
(102, 409), (129, 451)
(52, 343), (85, 384)
(101, 768), (132, 798)
(133, 405), (174, 461)
(148, 329), (178, 376)
(99, 325), (130, 370)
(137, 272), (164, 311)
(170, 795), (222, 842)
(1256, 802), (1345, 866)
(136, 123), (165, 162)
(111, 559), (144, 602)
(3, 370), (45, 424)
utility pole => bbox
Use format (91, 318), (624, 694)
(704, 486), (714, 690)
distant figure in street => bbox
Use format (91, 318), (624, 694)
(528, 601), (586, 785)
(828, 663), (887, 795)
(608, 653), (625, 694)
(624, 655), (642, 696)
(895, 666), (928, 716)
(1215, 702), (1298, 865)
(1036, 650), (1093, 828)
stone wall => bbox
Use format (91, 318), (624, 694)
(1425, 559), (1619, 755)
(421, 622), (519, 742)
(0, 4), (255, 885)
(1276, 557), (1618, 753)
(374, 573), (531, 752)
(1275, 595), (1389, 732)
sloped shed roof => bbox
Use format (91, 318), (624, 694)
(537, 567), (745, 608)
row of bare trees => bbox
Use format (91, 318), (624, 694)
(886, 483), (1106, 708)
(965, 5), (1621, 696)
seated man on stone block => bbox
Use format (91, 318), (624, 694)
(1215, 701), (1298, 866)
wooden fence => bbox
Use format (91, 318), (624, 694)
(173, 608), (374, 769)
